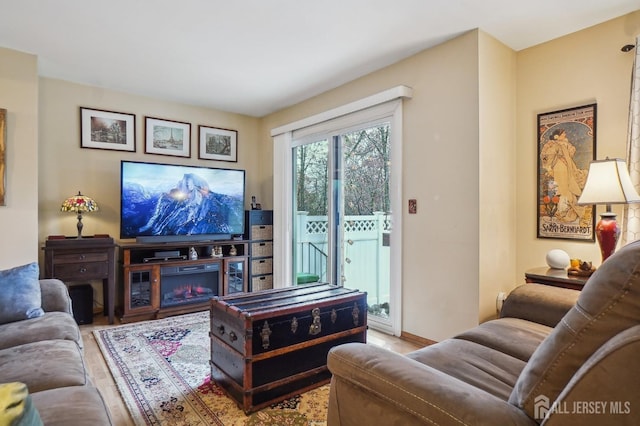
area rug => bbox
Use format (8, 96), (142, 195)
(94, 311), (329, 425)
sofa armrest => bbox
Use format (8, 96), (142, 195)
(327, 343), (536, 426)
(39, 279), (73, 314)
(500, 283), (579, 328)
(541, 325), (640, 426)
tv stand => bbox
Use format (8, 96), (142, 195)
(120, 240), (248, 323)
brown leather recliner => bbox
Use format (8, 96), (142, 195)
(327, 240), (640, 425)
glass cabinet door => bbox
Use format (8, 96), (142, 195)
(224, 257), (247, 294)
(130, 270), (151, 308)
(126, 265), (159, 313)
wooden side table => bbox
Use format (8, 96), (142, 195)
(42, 236), (117, 324)
(524, 267), (589, 291)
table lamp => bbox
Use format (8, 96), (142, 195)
(61, 191), (99, 238)
(577, 158), (640, 262)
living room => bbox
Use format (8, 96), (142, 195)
(1, 8), (638, 343)
(1, 3), (640, 425)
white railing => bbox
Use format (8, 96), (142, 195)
(295, 212), (391, 311)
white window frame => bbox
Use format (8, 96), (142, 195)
(271, 85), (412, 336)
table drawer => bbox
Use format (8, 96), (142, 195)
(52, 252), (109, 264)
(53, 261), (109, 279)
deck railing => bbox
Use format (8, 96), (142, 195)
(295, 212), (391, 311)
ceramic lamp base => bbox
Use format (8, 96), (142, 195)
(596, 212), (620, 263)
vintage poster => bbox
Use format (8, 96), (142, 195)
(537, 104), (596, 241)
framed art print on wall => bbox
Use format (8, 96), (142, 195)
(537, 103), (596, 241)
(80, 107), (136, 152)
(198, 125), (237, 162)
(145, 117), (191, 158)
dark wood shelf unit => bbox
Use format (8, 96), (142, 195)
(42, 236), (118, 324)
(120, 240), (248, 323)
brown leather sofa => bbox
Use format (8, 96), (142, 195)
(327, 240), (640, 425)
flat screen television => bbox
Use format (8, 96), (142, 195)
(120, 160), (245, 243)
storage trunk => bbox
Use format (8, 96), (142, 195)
(209, 282), (367, 413)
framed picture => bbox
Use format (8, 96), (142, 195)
(145, 117), (191, 157)
(80, 107), (136, 152)
(537, 103), (596, 241)
(198, 125), (238, 162)
(0, 108), (5, 206)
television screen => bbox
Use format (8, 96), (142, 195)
(120, 161), (245, 241)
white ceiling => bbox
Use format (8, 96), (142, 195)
(1, 1), (638, 117)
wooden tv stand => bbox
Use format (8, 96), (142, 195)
(120, 240), (248, 323)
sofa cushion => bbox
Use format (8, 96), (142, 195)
(0, 312), (82, 351)
(510, 239), (640, 419)
(0, 382), (43, 426)
(0, 263), (44, 324)
(0, 340), (88, 393)
(31, 386), (112, 426)
(454, 317), (553, 362)
(406, 338), (527, 401)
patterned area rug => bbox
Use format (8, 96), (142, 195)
(94, 311), (329, 425)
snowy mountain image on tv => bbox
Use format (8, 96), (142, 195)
(120, 161), (245, 239)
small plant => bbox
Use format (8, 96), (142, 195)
(367, 302), (390, 318)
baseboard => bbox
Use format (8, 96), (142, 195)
(399, 331), (437, 347)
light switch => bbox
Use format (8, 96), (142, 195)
(408, 199), (417, 214)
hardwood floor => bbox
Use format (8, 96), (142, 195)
(81, 313), (423, 426)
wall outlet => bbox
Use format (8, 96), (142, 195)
(496, 291), (507, 313)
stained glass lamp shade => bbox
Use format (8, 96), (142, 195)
(60, 191), (99, 238)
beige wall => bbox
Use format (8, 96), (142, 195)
(515, 11), (640, 278)
(260, 11), (639, 340)
(38, 78), (261, 248)
(478, 33), (518, 322)
(1, 9), (636, 340)
(0, 47), (39, 269)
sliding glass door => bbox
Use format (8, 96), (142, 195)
(292, 120), (393, 330)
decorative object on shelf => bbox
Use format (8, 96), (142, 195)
(545, 249), (570, 269)
(60, 191), (99, 238)
(577, 158), (640, 262)
(189, 246), (198, 260)
(229, 245), (237, 256)
(250, 195), (262, 210)
(211, 246), (223, 258)
(145, 116), (191, 157)
(198, 125), (238, 162)
(537, 103), (596, 241)
(568, 260), (596, 277)
(80, 107), (136, 152)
